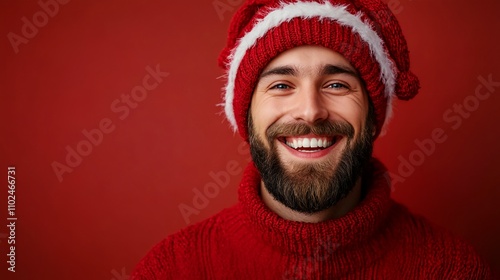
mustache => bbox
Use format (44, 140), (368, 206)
(266, 120), (355, 143)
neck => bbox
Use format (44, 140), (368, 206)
(260, 178), (362, 223)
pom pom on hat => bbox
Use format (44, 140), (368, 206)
(395, 70), (420, 100)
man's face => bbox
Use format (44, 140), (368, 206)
(248, 45), (375, 214)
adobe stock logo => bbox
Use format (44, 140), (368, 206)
(110, 267), (129, 280)
(51, 64), (169, 182)
(283, 239), (340, 279)
(7, 0), (71, 54)
(385, 74), (499, 190)
(213, 0), (243, 21)
(178, 142), (251, 224)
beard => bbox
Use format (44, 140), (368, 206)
(248, 110), (375, 214)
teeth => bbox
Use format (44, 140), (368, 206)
(285, 137), (335, 149)
(310, 138), (318, 148)
(302, 138), (310, 148)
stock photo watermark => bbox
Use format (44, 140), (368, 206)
(111, 267), (129, 280)
(385, 74), (499, 190)
(283, 239), (340, 279)
(7, 0), (71, 54)
(213, 0), (243, 21)
(51, 64), (169, 182)
(178, 141), (251, 224)
(6, 167), (17, 273)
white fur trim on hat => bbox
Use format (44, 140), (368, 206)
(224, 1), (397, 132)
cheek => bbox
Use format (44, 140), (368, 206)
(328, 97), (368, 133)
(250, 96), (286, 136)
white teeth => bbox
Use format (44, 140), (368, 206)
(310, 138), (318, 148)
(302, 138), (310, 148)
(285, 137), (336, 149)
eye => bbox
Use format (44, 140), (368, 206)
(326, 82), (349, 89)
(270, 83), (291, 90)
(324, 82), (351, 95)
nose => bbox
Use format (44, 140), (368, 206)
(291, 86), (329, 124)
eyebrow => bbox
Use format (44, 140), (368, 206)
(259, 66), (297, 79)
(258, 64), (359, 79)
(321, 64), (359, 78)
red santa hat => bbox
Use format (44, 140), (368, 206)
(218, 0), (419, 140)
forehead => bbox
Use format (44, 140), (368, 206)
(261, 45), (357, 75)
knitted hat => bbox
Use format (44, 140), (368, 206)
(218, 0), (419, 140)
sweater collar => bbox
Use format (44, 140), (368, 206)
(238, 158), (393, 256)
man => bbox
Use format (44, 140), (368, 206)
(132, 0), (492, 278)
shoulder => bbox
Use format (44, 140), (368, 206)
(130, 205), (239, 279)
(385, 202), (493, 279)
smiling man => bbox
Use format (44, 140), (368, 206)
(249, 46), (374, 222)
(132, 0), (492, 279)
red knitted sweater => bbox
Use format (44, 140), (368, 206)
(132, 159), (492, 279)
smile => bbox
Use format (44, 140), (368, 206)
(279, 135), (341, 153)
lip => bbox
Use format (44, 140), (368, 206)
(277, 134), (343, 159)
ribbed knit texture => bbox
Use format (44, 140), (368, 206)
(232, 17), (388, 140)
(219, 0), (421, 140)
(131, 159), (492, 279)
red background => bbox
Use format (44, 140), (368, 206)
(1, 0), (499, 279)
